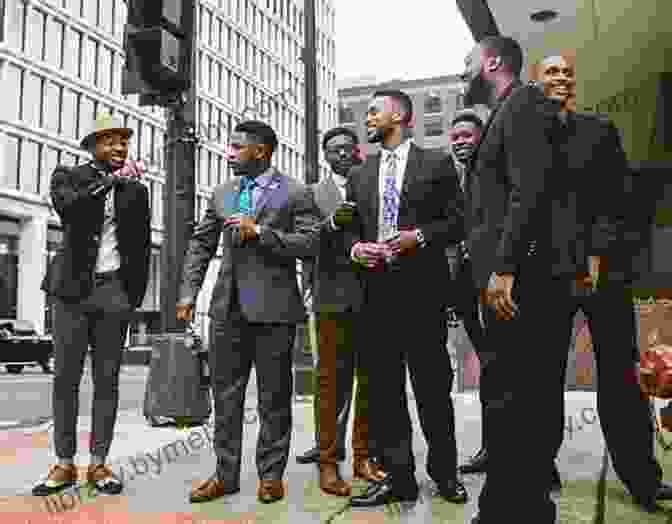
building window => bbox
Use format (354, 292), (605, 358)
(2, 135), (20, 189)
(0, 232), (19, 319)
(19, 139), (39, 194)
(339, 104), (354, 123)
(425, 93), (442, 114)
(425, 119), (444, 137)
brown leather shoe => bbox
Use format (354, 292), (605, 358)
(189, 476), (240, 503)
(319, 464), (351, 496)
(257, 479), (284, 503)
(32, 464), (78, 496)
(86, 464), (123, 495)
(353, 459), (387, 482)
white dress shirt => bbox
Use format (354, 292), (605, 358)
(332, 172), (348, 200)
(377, 139), (412, 241)
(95, 187), (121, 273)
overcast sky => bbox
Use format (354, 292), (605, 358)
(334, 1), (475, 83)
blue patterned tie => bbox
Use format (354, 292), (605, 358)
(381, 152), (399, 240)
(238, 175), (257, 215)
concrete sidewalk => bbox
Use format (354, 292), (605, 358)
(2, 383), (672, 523)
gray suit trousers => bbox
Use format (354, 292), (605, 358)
(51, 272), (131, 460)
(211, 283), (295, 485)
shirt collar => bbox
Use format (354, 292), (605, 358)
(381, 138), (412, 164)
(331, 172), (348, 187)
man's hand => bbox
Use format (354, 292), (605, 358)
(176, 303), (194, 322)
(352, 242), (387, 269)
(331, 202), (357, 228)
(386, 230), (418, 258)
(224, 214), (259, 242)
(575, 256), (601, 290)
(486, 273), (519, 321)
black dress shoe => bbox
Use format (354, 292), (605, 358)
(296, 446), (345, 464)
(350, 478), (418, 508)
(436, 479), (468, 503)
(459, 448), (487, 474)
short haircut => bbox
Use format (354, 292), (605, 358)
(234, 120), (278, 153)
(450, 110), (484, 129)
(372, 89), (414, 125)
(479, 36), (524, 76)
(321, 126), (359, 150)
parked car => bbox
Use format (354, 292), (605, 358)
(0, 319), (54, 374)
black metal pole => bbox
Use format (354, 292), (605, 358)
(303, 0), (319, 185)
(160, 1), (197, 333)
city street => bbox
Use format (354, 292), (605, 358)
(0, 364), (160, 428)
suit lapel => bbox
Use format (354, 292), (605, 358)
(400, 144), (421, 207)
(367, 154), (382, 240)
(254, 169), (284, 221)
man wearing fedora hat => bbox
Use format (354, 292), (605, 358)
(34, 114), (151, 497)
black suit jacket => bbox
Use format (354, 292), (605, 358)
(345, 143), (465, 309)
(465, 82), (573, 290)
(562, 112), (638, 282)
(41, 162), (151, 309)
(308, 177), (364, 314)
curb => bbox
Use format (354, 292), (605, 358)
(0, 416), (53, 432)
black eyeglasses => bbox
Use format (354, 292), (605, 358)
(325, 145), (357, 155)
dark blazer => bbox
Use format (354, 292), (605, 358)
(179, 169), (320, 323)
(345, 143), (465, 309)
(465, 82), (573, 290)
(41, 162), (151, 309)
(309, 176), (363, 314)
(562, 112), (638, 282)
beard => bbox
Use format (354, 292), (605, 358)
(452, 143), (476, 163)
(231, 158), (269, 177)
(463, 73), (492, 107)
(366, 126), (385, 143)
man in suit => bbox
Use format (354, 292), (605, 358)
(34, 114), (151, 496)
(296, 126), (385, 495)
(345, 89), (468, 507)
(460, 36), (587, 524)
(538, 53), (672, 511)
(450, 109), (565, 489)
(177, 121), (319, 504)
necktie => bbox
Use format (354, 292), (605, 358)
(238, 175), (257, 216)
(381, 152), (399, 240)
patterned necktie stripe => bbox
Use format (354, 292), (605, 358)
(381, 153), (399, 239)
(238, 176), (256, 215)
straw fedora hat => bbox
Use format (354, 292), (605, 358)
(80, 113), (133, 150)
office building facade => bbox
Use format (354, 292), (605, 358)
(0, 0), (337, 336)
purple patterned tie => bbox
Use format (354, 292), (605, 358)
(381, 152), (399, 241)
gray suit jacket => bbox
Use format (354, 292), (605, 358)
(179, 168), (320, 323)
(309, 176), (363, 313)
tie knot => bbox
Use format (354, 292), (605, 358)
(240, 176), (257, 190)
(386, 151), (397, 164)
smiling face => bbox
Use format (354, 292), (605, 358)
(94, 132), (129, 169)
(539, 55), (575, 108)
(462, 44), (494, 107)
(448, 121), (482, 163)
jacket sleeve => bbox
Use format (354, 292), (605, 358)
(416, 155), (465, 248)
(590, 120), (630, 255)
(132, 183), (152, 309)
(343, 173), (363, 256)
(178, 193), (222, 305)
(257, 185), (321, 259)
(49, 165), (104, 223)
(495, 89), (560, 274)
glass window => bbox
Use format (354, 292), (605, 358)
(6, 0), (26, 51)
(63, 27), (80, 77)
(424, 94), (443, 114)
(100, 0), (113, 35)
(45, 18), (64, 68)
(19, 140), (39, 194)
(142, 122), (153, 164)
(226, 27), (232, 59)
(45, 81), (61, 134)
(84, 0), (97, 25)
(82, 37), (96, 84)
(62, 89), (78, 140)
(2, 135), (20, 189)
(23, 73), (42, 128)
(43, 147), (60, 197)
(4, 64), (22, 122)
(79, 96), (95, 141)
(425, 119), (444, 137)
(98, 46), (111, 92)
(0, 233), (19, 318)
(153, 180), (163, 228)
(26, 7), (45, 61)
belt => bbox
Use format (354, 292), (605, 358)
(94, 270), (120, 282)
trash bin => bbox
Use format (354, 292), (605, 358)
(143, 330), (211, 426)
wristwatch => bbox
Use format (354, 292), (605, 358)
(415, 229), (426, 248)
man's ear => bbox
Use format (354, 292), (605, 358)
(485, 55), (502, 73)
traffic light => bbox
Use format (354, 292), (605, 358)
(122, 0), (195, 105)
